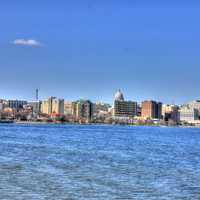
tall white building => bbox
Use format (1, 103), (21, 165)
(180, 106), (199, 122)
(186, 100), (200, 112)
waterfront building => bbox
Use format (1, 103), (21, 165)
(179, 106), (199, 123)
(180, 100), (200, 121)
(64, 101), (73, 115)
(114, 101), (137, 117)
(41, 97), (55, 114)
(141, 100), (162, 119)
(162, 104), (180, 123)
(52, 98), (64, 114)
(93, 102), (111, 116)
(0, 99), (8, 111)
(162, 104), (174, 117)
(41, 99), (49, 114)
(72, 100), (93, 122)
(186, 100), (200, 111)
(41, 97), (64, 115)
(113, 90), (137, 117)
(22, 104), (33, 114)
(156, 102), (162, 119)
(171, 108), (180, 123)
(8, 100), (27, 111)
(28, 101), (41, 114)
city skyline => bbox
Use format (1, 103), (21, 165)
(0, 88), (200, 107)
(1, 90), (200, 126)
(1, 1), (200, 104)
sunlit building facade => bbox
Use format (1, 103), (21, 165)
(72, 100), (93, 122)
(141, 101), (162, 119)
(41, 97), (64, 115)
(113, 90), (137, 117)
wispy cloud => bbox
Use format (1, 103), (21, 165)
(13, 39), (42, 47)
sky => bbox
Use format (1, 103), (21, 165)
(0, 0), (200, 104)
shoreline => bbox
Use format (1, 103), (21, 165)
(0, 120), (199, 128)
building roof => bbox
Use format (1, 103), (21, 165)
(114, 90), (124, 101)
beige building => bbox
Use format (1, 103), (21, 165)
(64, 101), (73, 115)
(41, 100), (49, 114)
(41, 97), (64, 115)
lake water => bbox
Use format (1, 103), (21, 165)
(0, 124), (200, 200)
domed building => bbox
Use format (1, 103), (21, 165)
(114, 90), (124, 101)
(113, 90), (137, 118)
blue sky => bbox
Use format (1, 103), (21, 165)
(0, 0), (200, 104)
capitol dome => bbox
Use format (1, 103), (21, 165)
(114, 90), (124, 101)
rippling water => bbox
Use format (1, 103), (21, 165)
(0, 124), (200, 199)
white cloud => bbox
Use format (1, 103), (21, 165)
(13, 39), (41, 47)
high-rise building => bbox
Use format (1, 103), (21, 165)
(28, 101), (41, 114)
(114, 101), (137, 117)
(52, 98), (64, 114)
(141, 100), (162, 119)
(113, 90), (137, 117)
(156, 102), (162, 119)
(41, 97), (64, 115)
(64, 101), (73, 115)
(8, 100), (27, 111)
(72, 100), (93, 122)
(41, 99), (49, 114)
